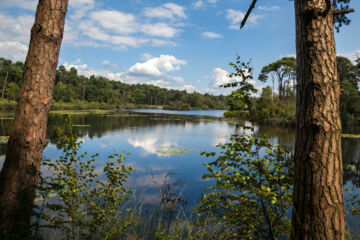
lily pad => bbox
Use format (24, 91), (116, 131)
(157, 145), (192, 156)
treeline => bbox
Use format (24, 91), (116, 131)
(225, 56), (360, 126)
(0, 57), (228, 110)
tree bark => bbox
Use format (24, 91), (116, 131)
(291, 1), (345, 239)
(0, 0), (68, 236)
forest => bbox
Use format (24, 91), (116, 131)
(0, 57), (228, 111)
(1, 55), (359, 128)
(224, 55), (360, 127)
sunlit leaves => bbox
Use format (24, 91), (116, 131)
(36, 117), (134, 239)
(198, 134), (293, 239)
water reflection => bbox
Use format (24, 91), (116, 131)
(0, 110), (359, 204)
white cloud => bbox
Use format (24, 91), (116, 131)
(338, 50), (360, 63)
(1, 1), (185, 51)
(102, 60), (111, 68)
(0, 42), (28, 61)
(143, 3), (187, 20)
(128, 137), (159, 155)
(177, 84), (197, 92)
(257, 6), (280, 11)
(62, 55), (188, 88)
(90, 10), (138, 35)
(0, 0), (37, 11)
(102, 60), (119, 69)
(141, 23), (179, 38)
(226, 9), (262, 29)
(193, 0), (217, 9)
(142, 53), (153, 61)
(205, 67), (254, 95)
(192, 0), (204, 9)
(125, 55), (186, 84)
(127, 55), (186, 76)
(0, 13), (33, 43)
(151, 39), (177, 47)
(63, 59), (117, 79)
(110, 36), (149, 48)
(0, 8), (32, 59)
(63, 5), (184, 49)
(202, 31), (222, 39)
(210, 68), (231, 87)
(69, 0), (95, 20)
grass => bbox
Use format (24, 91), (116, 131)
(0, 99), (17, 111)
(342, 134), (360, 138)
(49, 109), (115, 115)
(0, 136), (9, 143)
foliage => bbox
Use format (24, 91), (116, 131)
(198, 133), (293, 239)
(222, 56), (257, 118)
(225, 56), (360, 127)
(0, 57), (228, 110)
(337, 56), (360, 125)
(333, 0), (353, 32)
(251, 86), (296, 126)
(5, 82), (20, 100)
(164, 101), (192, 111)
(36, 117), (134, 239)
(258, 57), (296, 100)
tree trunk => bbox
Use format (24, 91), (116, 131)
(1, 72), (8, 99)
(0, 0), (68, 236)
(291, 1), (345, 239)
(82, 77), (86, 101)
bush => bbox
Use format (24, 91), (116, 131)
(36, 118), (134, 239)
(198, 132), (293, 239)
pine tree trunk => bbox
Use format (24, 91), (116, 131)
(291, 1), (345, 239)
(0, 0), (68, 236)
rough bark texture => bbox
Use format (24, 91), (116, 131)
(291, 0), (345, 239)
(0, 0), (68, 236)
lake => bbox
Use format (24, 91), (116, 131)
(0, 109), (359, 230)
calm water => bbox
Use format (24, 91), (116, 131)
(0, 109), (359, 228)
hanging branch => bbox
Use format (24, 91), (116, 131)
(240, 0), (258, 29)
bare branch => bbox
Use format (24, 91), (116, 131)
(240, 0), (258, 29)
(334, 8), (355, 15)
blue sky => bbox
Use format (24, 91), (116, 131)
(0, 0), (359, 95)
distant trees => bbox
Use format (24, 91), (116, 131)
(0, 58), (24, 100)
(0, 58), (228, 110)
(337, 56), (360, 123)
(259, 57), (296, 99)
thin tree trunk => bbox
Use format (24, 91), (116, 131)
(0, 0), (68, 236)
(82, 77), (86, 101)
(1, 72), (8, 99)
(291, 1), (345, 239)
